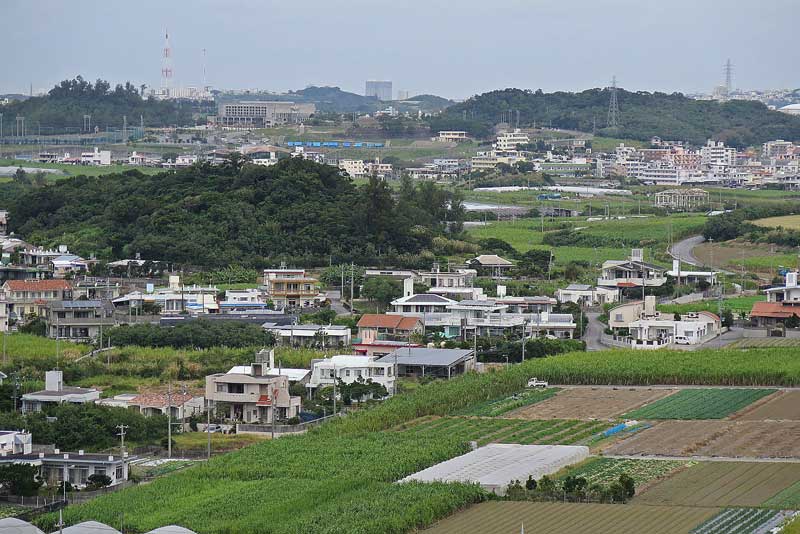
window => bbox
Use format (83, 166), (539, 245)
(115, 465), (123, 480)
(345, 370), (350, 377)
(615, 314), (623, 322)
(216, 383), (226, 393)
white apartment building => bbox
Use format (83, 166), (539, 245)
(700, 140), (736, 167)
(496, 130), (530, 151)
(339, 159), (368, 178)
(306, 355), (395, 396)
(111, 276), (219, 314)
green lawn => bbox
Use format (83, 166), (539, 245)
(0, 158), (162, 178)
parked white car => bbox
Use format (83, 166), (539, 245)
(527, 377), (548, 388)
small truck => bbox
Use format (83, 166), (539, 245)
(527, 377), (548, 388)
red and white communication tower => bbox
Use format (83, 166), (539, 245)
(161, 29), (173, 90)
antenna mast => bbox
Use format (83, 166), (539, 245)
(161, 29), (173, 93)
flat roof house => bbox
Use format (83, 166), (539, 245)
(376, 348), (476, 379)
(21, 371), (100, 413)
(556, 284), (620, 307)
(0, 450), (132, 489)
(264, 324), (351, 348)
(306, 354), (395, 395)
(48, 300), (116, 342)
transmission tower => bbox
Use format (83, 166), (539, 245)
(724, 59), (733, 96)
(607, 76), (620, 130)
(161, 29), (173, 91)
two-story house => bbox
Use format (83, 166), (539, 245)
(48, 300), (116, 342)
(205, 363), (301, 424)
(356, 314), (423, 344)
(2, 279), (72, 321)
(306, 355), (395, 396)
(751, 271), (800, 327)
(598, 249), (667, 289)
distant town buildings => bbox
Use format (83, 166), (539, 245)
(365, 80), (393, 102)
(213, 101), (316, 128)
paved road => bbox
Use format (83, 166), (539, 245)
(325, 289), (349, 315)
(669, 235), (706, 267)
(583, 312), (606, 352)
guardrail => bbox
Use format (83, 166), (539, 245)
(237, 414), (339, 435)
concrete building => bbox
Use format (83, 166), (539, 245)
(751, 272), (800, 327)
(205, 363), (301, 424)
(0, 450), (132, 489)
(111, 276), (219, 315)
(21, 371), (100, 413)
(607, 296), (720, 348)
(48, 300), (116, 342)
(306, 354), (395, 395)
(598, 249), (667, 289)
(338, 159), (368, 178)
(2, 279), (72, 321)
(215, 101), (315, 128)
(436, 131), (468, 142)
(468, 255), (514, 277)
(666, 259), (717, 286)
(265, 324), (351, 347)
(79, 148), (111, 166)
(262, 268), (323, 309)
(556, 284), (619, 307)
(700, 140), (736, 167)
(356, 314), (423, 344)
(496, 130), (529, 151)
(0, 431), (32, 456)
(365, 80), (393, 101)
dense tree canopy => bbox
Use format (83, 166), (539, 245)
(433, 88), (800, 147)
(1, 76), (195, 132)
(3, 158), (465, 267)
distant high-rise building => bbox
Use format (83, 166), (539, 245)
(397, 89), (410, 101)
(366, 80), (393, 101)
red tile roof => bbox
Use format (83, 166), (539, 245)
(617, 282), (638, 288)
(357, 314), (421, 330)
(750, 301), (800, 319)
(130, 393), (195, 408)
(4, 279), (72, 292)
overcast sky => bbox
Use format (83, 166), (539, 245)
(3, 0), (797, 99)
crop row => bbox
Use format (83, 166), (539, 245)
(561, 457), (689, 487)
(763, 480), (800, 509)
(624, 389), (775, 420)
(401, 417), (608, 446)
(451, 388), (559, 417)
(691, 508), (781, 534)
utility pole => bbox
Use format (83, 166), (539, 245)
(116, 424), (128, 456)
(206, 398), (212, 459)
(167, 382), (173, 458)
(350, 263), (354, 315)
(331, 363), (336, 415)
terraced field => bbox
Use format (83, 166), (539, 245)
(453, 388), (559, 417)
(691, 508), (786, 534)
(635, 462), (800, 507)
(398, 417), (610, 446)
(561, 457), (689, 488)
(623, 389), (776, 420)
(423, 501), (719, 534)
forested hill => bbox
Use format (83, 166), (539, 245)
(4, 158), (464, 267)
(430, 88), (800, 147)
(2, 77), (195, 131)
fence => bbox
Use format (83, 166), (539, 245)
(237, 414), (339, 436)
(0, 481), (134, 508)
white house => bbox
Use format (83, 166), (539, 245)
(80, 147), (111, 166)
(598, 249), (667, 289)
(391, 293), (457, 315)
(556, 284), (619, 307)
(21, 371), (100, 413)
(0, 431), (32, 456)
(0, 450), (132, 489)
(667, 259), (717, 286)
(264, 324), (351, 347)
(306, 355), (395, 396)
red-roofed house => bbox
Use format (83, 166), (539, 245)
(2, 279), (72, 320)
(129, 392), (205, 420)
(356, 314), (423, 344)
(751, 272), (800, 327)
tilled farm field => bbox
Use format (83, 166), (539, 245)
(733, 390), (800, 421)
(505, 387), (675, 420)
(423, 501), (719, 534)
(634, 462), (800, 507)
(604, 420), (800, 458)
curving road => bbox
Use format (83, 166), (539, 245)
(669, 235), (706, 267)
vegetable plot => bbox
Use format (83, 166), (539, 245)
(623, 389), (775, 419)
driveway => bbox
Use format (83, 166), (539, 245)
(325, 289), (349, 315)
(583, 312), (606, 351)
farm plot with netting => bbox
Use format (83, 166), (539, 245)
(453, 388), (559, 417)
(561, 457), (690, 488)
(635, 462), (800, 507)
(398, 417), (610, 446)
(690, 508), (786, 534)
(623, 389), (776, 420)
(506, 387), (674, 420)
(423, 501), (719, 534)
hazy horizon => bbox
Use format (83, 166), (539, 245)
(3, 0), (797, 99)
